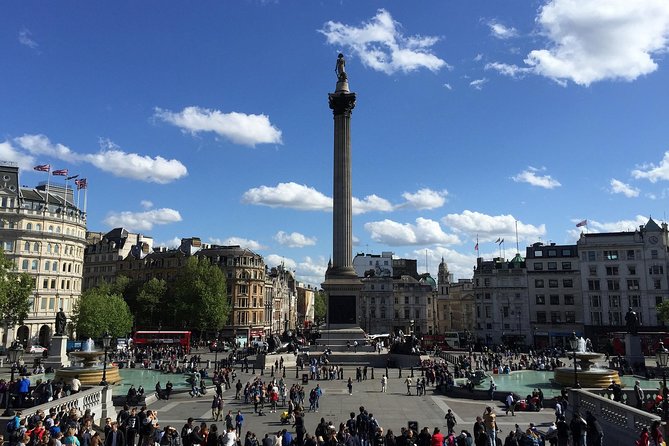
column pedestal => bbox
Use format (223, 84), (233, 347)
(624, 334), (644, 368)
(44, 335), (70, 369)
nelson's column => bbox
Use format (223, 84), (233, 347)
(321, 54), (363, 327)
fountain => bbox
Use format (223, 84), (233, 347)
(553, 337), (621, 388)
(54, 338), (121, 386)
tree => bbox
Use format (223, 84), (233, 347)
(658, 301), (669, 325)
(314, 290), (327, 325)
(172, 257), (229, 334)
(0, 248), (32, 327)
(72, 283), (133, 338)
(136, 278), (167, 327)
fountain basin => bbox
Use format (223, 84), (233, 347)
(553, 351), (620, 387)
(54, 365), (121, 386)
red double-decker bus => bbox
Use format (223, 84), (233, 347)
(132, 331), (191, 353)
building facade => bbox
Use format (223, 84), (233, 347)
(0, 163), (87, 348)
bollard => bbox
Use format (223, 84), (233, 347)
(261, 367), (264, 376)
(252, 365), (255, 374)
(399, 367), (402, 378)
(245, 364), (249, 374)
(296, 366), (299, 379)
(411, 367), (414, 378)
(385, 367), (388, 378)
(271, 366), (274, 377)
(421, 367), (424, 377)
(283, 367), (286, 378)
(371, 368), (375, 379)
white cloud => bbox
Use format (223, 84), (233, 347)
(140, 200), (154, 209)
(399, 188), (448, 210)
(14, 134), (187, 184)
(155, 237), (182, 249)
(488, 20), (518, 39)
(512, 167), (561, 189)
(319, 9), (449, 75)
(364, 217), (460, 246)
(485, 62), (532, 78)
(154, 106), (282, 148)
(0, 141), (35, 170)
(567, 215), (652, 240)
(442, 210), (546, 242)
(525, 0), (669, 86)
(352, 195), (394, 214)
(274, 231), (317, 248)
(443, 83), (453, 90)
(209, 237), (265, 251)
(103, 208), (182, 231)
(18, 28), (38, 49)
(413, 247), (478, 281)
(265, 254), (327, 286)
(469, 78), (488, 90)
(242, 182), (332, 211)
(473, 53), (484, 62)
(632, 151), (669, 183)
(610, 179), (640, 197)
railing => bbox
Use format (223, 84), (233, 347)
(567, 388), (659, 445)
(437, 351), (461, 365)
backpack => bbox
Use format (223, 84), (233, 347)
(6, 419), (17, 433)
(444, 434), (456, 446)
(181, 425), (193, 446)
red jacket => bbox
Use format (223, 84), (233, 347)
(431, 432), (444, 446)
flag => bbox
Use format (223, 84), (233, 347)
(495, 238), (500, 243)
(52, 169), (68, 176)
(66, 174), (79, 180)
(576, 219), (587, 228)
(498, 238), (504, 244)
(75, 178), (88, 190)
(474, 242), (479, 251)
(33, 164), (50, 172)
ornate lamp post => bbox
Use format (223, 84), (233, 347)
(214, 331), (220, 373)
(568, 332), (579, 388)
(656, 341), (669, 433)
(2, 341), (24, 416)
(100, 332), (112, 386)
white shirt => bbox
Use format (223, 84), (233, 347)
(71, 378), (81, 391)
(223, 431), (237, 446)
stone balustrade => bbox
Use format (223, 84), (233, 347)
(567, 388), (660, 445)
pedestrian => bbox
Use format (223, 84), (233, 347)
(505, 393), (515, 416)
(636, 426), (649, 446)
(445, 409), (457, 435)
(381, 375), (387, 393)
(634, 380), (645, 410)
(234, 411), (244, 437)
(585, 412), (603, 446)
(347, 378), (353, 395)
(488, 380), (496, 401)
(482, 407), (497, 446)
(405, 377), (413, 395)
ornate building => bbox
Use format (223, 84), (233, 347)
(436, 257), (475, 334)
(0, 163), (86, 347)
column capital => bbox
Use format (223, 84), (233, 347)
(329, 92), (356, 116)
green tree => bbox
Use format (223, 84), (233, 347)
(658, 301), (669, 324)
(136, 278), (167, 327)
(0, 248), (33, 327)
(72, 283), (133, 338)
(172, 257), (229, 334)
(314, 290), (327, 325)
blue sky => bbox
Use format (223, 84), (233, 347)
(2, 1), (669, 284)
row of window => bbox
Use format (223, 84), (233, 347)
(21, 241), (80, 256)
(589, 295), (642, 308)
(535, 294), (575, 305)
(20, 259), (80, 274)
(235, 311), (262, 325)
(234, 297), (264, 308)
(361, 296), (427, 305)
(533, 248), (573, 257)
(533, 261), (572, 271)
(588, 278), (662, 291)
(582, 249), (662, 262)
(534, 279), (573, 288)
(590, 311), (646, 326)
(40, 277), (77, 291)
(536, 311), (576, 324)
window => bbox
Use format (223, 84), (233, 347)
(605, 266), (619, 276)
(404, 309), (410, 319)
(588, 280), (600, 291)
(627, 279), (640, 290)
(31, 260), (38, 270)
(23, 241), (30, 252)
(533, 262), (543, 271)
(548, 279), (559, 288)
(650, 265), (664, 275)
(657, 296), (664, 306)
(591, 312), (602, 325)
(536, 312), (547, 323)
(607, 279), (620, 291)
(562, 249), (571, 256)
(654, 279), (662, 290)
(548, 250), (557, 257)
(484, 278), (491, 287)
(548, 262), (557, 270)
(563, 279), (573, 288)
(551, 312), (561, 323)
(550, 295), (560, 305)
(604, 250), (619, 260)
(629, 295), (641, 307)
(591, 295), (601, 307)
(536, 295), (545, 305)
(534, 250), (543, 257)
(502, 306), (509, 317)
(628, 265), (637, 275)
(562, 262), (572, 270)
(609, 295), (620, 308)
(535, 279), (544, 288)
(589, 265), (597, 276)
(564, 295), (575, 305)
(404, 296), (409, 304)
(414, 309), (420, 318)
(652, 250), (658, 259)
(394, 297), (398, 304)
(588, 251), (596, 261)
(627, 250), (635, 260)
(609, 311), (622, 325)
(21, 259), (28, 270)
(565, 311), (576, 323)
(26, 223), (32, 230)
(414, 296), (420, 305)
(50, 279), (56, 289)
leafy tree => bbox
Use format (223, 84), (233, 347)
(72, 283), (133, 338)
(136, 278), (167, 327)
(0, 248), (33, 327)
(172, 257), (229, 334)
(314, 290), (327, 325)
(658, 301), (669, 325)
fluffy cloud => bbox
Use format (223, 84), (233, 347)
(18, 28), (38, 49)
(568, 215), (652, 240)
(319, 9), (448, 75)
(364, 217), (460, 246)
(610, 179), (640, 197)
(352, 195), (394, 214)
(209, 237), (265, 251)
(154, 106), (282, 148)
(265, 254), (328, 286)
(103, 208), (182, 231)
(490, 0), (669, 86)
(274, 231), (317, 248)
(488, 20), (518, 39)
(442, 210), (546, 242)
(155, 237), (182, 249)
(0, 141), (35, 170)
(632, 151), (669, 183)
(140, 200), (154, 209)
(485, 62), (532, 78)
(469, 78), (488, 90)
(512, 167), (561, 189)
(443, 83), (453, 90)
(399, 188), (448, 210)
(242, 182), (331, 211)
(413, 247), (478, 281)
(14, 134), (187, 184)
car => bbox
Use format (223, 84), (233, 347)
(209, 341), (230, 353)
(29, 345), (47, 354)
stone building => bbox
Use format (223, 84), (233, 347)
(265, 264), (296, 335)
(0, 163), (86, 347)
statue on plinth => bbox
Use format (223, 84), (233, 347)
(335, 53), (347, 81)
(55, 308), (67, 336)
(625, 307), (640, 335)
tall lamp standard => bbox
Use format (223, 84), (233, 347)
(656, 341), (669, 435)
(568, 332), (579, 388)
(100, 332), (112, 386)
(2, 341), (24, 416)
(214, 331), (220, 373)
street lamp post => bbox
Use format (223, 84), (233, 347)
(214, 332), (220, 373)
(2, 341), (24, 416)
(568, 331), (579, 388)
(656, 341), (669, 435)
(100, 332), (112, 386)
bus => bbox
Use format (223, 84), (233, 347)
(132, 331), (192, 353)
(421, 332), (462, 351)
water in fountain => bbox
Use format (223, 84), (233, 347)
(83, 338), (95, 352)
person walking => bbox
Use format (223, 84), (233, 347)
(504, 393), (515, 416)
(482, 407), (497, 446)
(234, 411), (244, 437)
(585, 411), (603, 446)
(634, 380), (645, 410)
(405, 377), (413, 396)
(445, 410), (456, 435)
(347, 378), (353, 396)
(381, 375), (387, 393)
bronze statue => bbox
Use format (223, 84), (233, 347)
(625, 307), (640, 335)
(335, 53), (347, 81)
(55, 308), (67, 336)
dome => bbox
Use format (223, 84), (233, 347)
(420, 274), (437, 290)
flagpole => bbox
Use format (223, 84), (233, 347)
(515, 221), (519, 254)
(44, 170), (51, 214)
(63, 177), (68, 219)
(83, 186), (88, 215)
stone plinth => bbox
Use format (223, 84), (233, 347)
(44, 335), (70, 369)
(625, 334), (644, 367)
